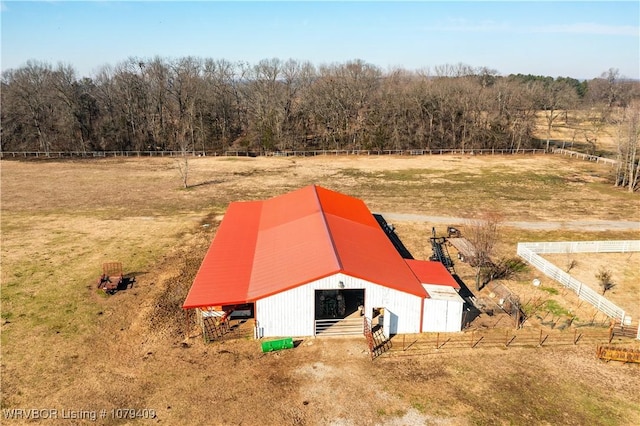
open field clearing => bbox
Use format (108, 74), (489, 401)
(533, 111), (620, 155)
(1, 155), (639, 425)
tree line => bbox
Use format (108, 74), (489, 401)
(1, 57), (638, 161)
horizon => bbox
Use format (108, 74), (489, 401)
(1, 1), (639, 81)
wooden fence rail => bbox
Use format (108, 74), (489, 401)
(382, 326), (621, 358)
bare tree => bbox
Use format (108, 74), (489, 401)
(144, 56), (171, 151)
(1, 61), (58, 153)
(614, 103), (640, 192)
(306, 63), (347, 150)
(565, 248), (578, 273)
(539, 79), (579, 151)
(112, 58), (151, 151)
(241, 58), (280, 152)
(582, 106), (609, 154)
(465, 212), (502, 291)
(595, 267), (615, 295)
(502, 79), (540, 152)
(202, 58), (243, 152)
(176, 151), (190, 189)
(587, 68), (628, 109)
(6, 57), (639, 155)
(167, 57), (204, 189)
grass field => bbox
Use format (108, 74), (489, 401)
(533, 109), (628, 157)
(1, 154), (639, 425)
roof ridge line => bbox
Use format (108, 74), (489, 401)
(247, 200), (264, 295)
(313, 185), (344, 271)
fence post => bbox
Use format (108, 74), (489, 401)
(609, 322), (614, 343)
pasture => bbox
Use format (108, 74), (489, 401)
(1, 154), (639, 425)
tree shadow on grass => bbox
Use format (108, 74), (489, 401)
(188, 179), (225, 189)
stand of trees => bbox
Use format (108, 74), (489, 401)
(2, 58), (639, 160)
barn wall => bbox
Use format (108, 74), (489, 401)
(422, 299), (463, 332)
(256, 284), (316, 337)
(255, 273), (423, 337)
(446, 300), (463, 332)
(423, 299), (447, 332)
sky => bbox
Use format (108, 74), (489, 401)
(1, 1), (638, 80)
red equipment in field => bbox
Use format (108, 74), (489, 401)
(97, 262), (134, 295)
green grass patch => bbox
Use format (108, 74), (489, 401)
(411, 401), (426, 413)
(544, 300), (571, 317)
(462, 370), (623, 425)
(338, 168), (374, 179)
(574, 384), (637, 426)
(377, 169), (440, 181)
(539, 286), (559, 295)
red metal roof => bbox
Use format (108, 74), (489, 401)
(183, 201), (262, 308)
(405, 259), (461, 289)
(183, 185), (429, 309)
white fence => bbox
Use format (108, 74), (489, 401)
(552, 148), (618, 166)
(1, 148), (547, 159)
(517, 241), (640, 330)
(1, 147), (619, 162)
(519, 241), (640, 255)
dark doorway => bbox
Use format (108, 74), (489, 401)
(222, 303), (255, 319)
(314, 289), (364, 320)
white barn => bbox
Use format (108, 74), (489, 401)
(183, 185), (465, 338)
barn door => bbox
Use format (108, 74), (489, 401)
(382, 308), (392, 338)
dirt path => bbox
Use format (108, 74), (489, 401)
(378, 212), (640, 232)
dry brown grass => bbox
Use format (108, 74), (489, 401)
(540, 252), (640, 320)
(533, 110), (621, 154)
(1, 155), (639, 425)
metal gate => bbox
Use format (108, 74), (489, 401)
(314, 318), (364, 336)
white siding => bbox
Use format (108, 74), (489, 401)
(255, 284), (316, 337)
(256, 273), (423, 337)
(446, 301), (463, 332)
(421, 284), (464, 332)
(422, 298), (463, 332)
